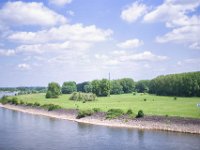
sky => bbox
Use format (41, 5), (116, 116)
(0, 0), (200, 87)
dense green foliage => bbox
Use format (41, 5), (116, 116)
(76, 109), (94, 119)
(69, 92), (96, 101)
(135, 80), (150, 93)
(46, 82), (61, 98)
(41, 104), (62, 111)
(136, 110), (144, 118)
(91, 79), (110, 96)
(149, 72), (200, 96)
(0, 96), (19, 105)
(84, 83), (93, 93)
(119, 78), (135, 93)
(61, 81), (77, 94)
(106, 109), (124, 119)
(77, 82), (90, 92)
(110, 80), (123, 94)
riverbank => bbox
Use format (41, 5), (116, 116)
(0, 103), (200, 134)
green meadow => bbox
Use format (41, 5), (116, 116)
(15, 93), (200, 119)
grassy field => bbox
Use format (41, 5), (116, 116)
(15, 93), (200, 118)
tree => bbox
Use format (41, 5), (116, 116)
(84, 83), (93, 93)
(120, 78), (135, 93)
(91, 80), (101, 96)
(62, 81), (77, 94)
(149, 71), (200, 97)
(46, 82), (61, 98)
(111, 80), (123, 94)
(135, 80), (150, 93)
(99, 79), (110, 96)
(77, 82), (89, 92)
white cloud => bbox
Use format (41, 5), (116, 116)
(143, 0), (200, 49)
(121, 1), (147, 23)
(117, 38), (143, 49)
(156, 25), (200, 44)
(143, 0), (200, 24)
(17, 63), (31, 70)
(49, 0), (72, 6)
(67, 10), (75, 16)
(0, 49), (15, 56)
(119, 51), (168, 62)
(8, 24), (113, 44)
(189, 42), (200, 50)
(16, 41), (91, 54)
(95, 51), (168, 67)
(0, 1), (67, 27)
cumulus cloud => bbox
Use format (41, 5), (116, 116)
(0, 49), (15, 56)
(8, 24), (113, 44)
(117, 39), (143, 49)
(121, 1), (147, 23)
(17, 63), (31, 70)
(95, 51), (168, 67)
(15, 41), (91, 54)
(0, 1), (67, 27)
(49, 0), (72, 6)
(144, 0), (200, 49)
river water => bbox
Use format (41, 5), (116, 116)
(0, 107), (199, 150)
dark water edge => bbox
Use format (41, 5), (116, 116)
(0, 108), (200, 150)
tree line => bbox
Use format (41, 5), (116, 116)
(46, 78), (136, 98)
(45, 71), (200, 98)
(149, 71), (200, 97)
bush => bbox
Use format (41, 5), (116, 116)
(136, 110), (144, 118)
(106, 109), (124, 119)
(11, 97), (18, 105)
(26, 103), (34, 107)
(76, 109), (94, 119)
(33, 102), (40, 107)
(126, 109), (133, 115)
(0, 96), (9, 105)
(20, 100), (25, 105)
(93, 108), (101, 113)
(132, 92), (136, 95)
(41, 104), (61, 111)
(69, 92), (96, 101)
(144, 98), (147, 101)
(174, 97), (177, 100)
(46, 91), (52, 98)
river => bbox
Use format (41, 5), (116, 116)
(0, 107), (199, 150)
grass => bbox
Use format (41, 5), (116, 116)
(11, 93), (200, 118)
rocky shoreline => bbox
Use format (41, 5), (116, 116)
(0, 104), (200, 134)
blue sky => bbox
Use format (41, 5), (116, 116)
(0, 0), (200, 87)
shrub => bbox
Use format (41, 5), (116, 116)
(136, 110), (144, 118)
(76, 109), (94, 119)
(41, 104), (61, 111)
(93, 108), (101, 113)
(20, 100), (25, 105)
(174, 97), (177, 100)
(0, 96), (9, 105)
(33, 102), (40, 107)
(106, 109), (124, 119)
(144, 98), (147, 101)
(26, 103), (34, 107)
(46, 91), (52, 98)
(11, 97), (18, 105)
(126, 109), (133, 115)
(132, 92), (136, 95)
(69, 92), (96, 101)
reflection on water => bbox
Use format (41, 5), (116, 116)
(0, 108), (199, 150)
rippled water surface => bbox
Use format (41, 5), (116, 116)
(0, 108), (199, 150)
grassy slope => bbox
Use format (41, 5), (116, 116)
(15, 93), (200, 118)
